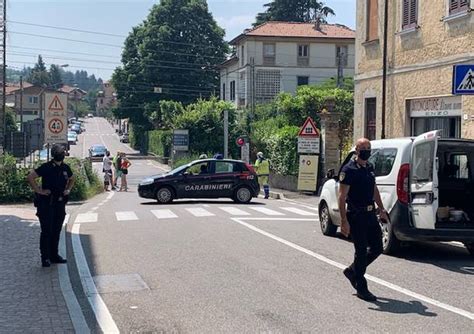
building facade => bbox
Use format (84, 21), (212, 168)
(354, 0), (474, 140)
(96, 81), (117, 115)
(220, 22), (355, 108)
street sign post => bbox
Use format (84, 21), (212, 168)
(297, 155), (319, 191)
(44, 93), (68, 144)
(297, 117), (320, 154)
(297, 117), (321, 192)
(173, 129), (189, 151)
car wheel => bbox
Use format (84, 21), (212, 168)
(380, 217), (400, 255)
(319, 201), (337, 236)
(156, 187), (173, 204)
(233, 186), (252, 204)
(464, 243), (474, 257)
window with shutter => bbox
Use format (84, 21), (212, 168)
(450, 0), (470, 15)
(366, 0), (379, 41)
(402, 0), (417, 30)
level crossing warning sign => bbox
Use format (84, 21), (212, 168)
(298, 117), (320, 154)
(45, 93), (68, 144)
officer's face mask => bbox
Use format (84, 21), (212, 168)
(358, 149), (372, 161)
(53, 153), (65, 162)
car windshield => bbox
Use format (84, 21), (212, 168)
(92, 146), (106, 152)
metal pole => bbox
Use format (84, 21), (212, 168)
(381, 0), (389, 139)
(337, 52), (344, 88)
(223, 109), (228, 159)
(20, 75), (23, 132)
(1, 0), (6, 151)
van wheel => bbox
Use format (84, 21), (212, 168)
(464, 243), (474, 257)
(319, 202), (337, 236)
(233, 186), (252, 204)
(380, 219), (400, 255)
(156, 187), (174, 204)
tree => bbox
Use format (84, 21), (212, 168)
(27, 55), (51, 86)
(254, 0), (335, 26)
(49, 65), (63, 89)
(112, 0), (228, 132)
(5, 108), (17, 133)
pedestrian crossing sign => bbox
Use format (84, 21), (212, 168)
(453, 65), (474, 95)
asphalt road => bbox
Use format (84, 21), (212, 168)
(67, 118), (474, 333)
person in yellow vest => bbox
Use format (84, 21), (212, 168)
(255, 151), (270, 199)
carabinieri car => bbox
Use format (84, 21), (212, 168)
(138, 159), (260, 204)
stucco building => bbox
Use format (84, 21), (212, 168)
(354, 0), (474, 140)
(220, 21), (355, 108)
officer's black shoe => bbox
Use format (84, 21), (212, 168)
(356, 290), (377, 302)
(41, 259), (51, 267)
(51, 256), (67, 264)
(343, 267), (357, 290)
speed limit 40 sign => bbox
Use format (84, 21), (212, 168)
(45, 93), (68, 144)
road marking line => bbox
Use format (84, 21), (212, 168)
(115, 211), (138, 221)
(71, 224), (119, 333)
(248, 207), (285, 216)
(278, 199), (318, 211)
(280, 207), (318, 216)
(59, 215), (90, 333)
(106, 191), (115, 201)
(186, 207), (215, 217)
(231, 217), (474, 321)
(75, 213), (98, 223)
(219, 206), (251, 216)
(91, 206), (99, 211)
(151, 209), (178, 219)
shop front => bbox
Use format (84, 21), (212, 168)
(409, 96), (462, 138)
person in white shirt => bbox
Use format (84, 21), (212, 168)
(102, 151), (113, 191)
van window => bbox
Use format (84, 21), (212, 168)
(445, 154), (469, 179)
(368, 148), (397, 177)
(412, 141), (435, 182)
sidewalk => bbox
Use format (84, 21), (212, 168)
(0, 205), (75, 333)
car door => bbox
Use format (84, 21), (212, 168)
(410, 130), (439, 229)
(209, 161), (239, 198)
(176, 162), (211, 198)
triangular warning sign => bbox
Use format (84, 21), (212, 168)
(457, 69), (474, 91)
(298, 117), (320, 137)
(48, 95), (64, 111)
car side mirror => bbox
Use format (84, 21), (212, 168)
(326, 169), (335, 179)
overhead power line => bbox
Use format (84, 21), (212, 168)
(9, 31), (124, 48)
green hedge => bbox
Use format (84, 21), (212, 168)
(263, 126), (300, 176)
(0, 154), (102, 204)
(148, 130), (172, 157)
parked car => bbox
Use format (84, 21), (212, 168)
(120, 133), (129, 143)
(318, 130), (474, 256)
(70, 124), (82, 134)
(68, 131), (78, 145)
(138, 159), (260, 204)
(87, 113), (94, 118)
(88, 145), (107, 159)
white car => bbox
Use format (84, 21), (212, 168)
(318, 130), (474, 256)
(68, 131), (78, 145)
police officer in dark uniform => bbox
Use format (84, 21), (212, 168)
(27, 144), (75, 267)
(338, 138), (388, 301)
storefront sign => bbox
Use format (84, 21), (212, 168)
(409, 96), (462, 118)
(297, 155), (319, 192)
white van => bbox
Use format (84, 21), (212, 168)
(318, 130), (474, 256)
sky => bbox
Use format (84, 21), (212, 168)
(7, 0), (356, 80)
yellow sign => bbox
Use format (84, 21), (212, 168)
(297, 155), (319, 191)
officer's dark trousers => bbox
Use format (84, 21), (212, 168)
(347, 211), (383, 292)
(36, 198), (66, 260)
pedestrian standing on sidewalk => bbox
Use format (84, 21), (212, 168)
(119, 153), (131, 192)
(27, 144), (75, 268)
(338, 138), (389, 301)
(255, 151), (270, 199)
(102, 150), (113, 191)
(113, 151), (122, 190)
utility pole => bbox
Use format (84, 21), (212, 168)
(336, 51), (345, 88)
(20, 75), (23, 132)
(381, 0), (389, 139)
(223, 109), (228, 159)
(0, 0), (6, 153)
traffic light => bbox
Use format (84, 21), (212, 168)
(236, 136), (246, 147)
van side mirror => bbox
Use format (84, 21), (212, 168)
(326, 169), (335, 179)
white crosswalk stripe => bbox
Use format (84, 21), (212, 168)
(115, 211), (139, 221)
(280, 207), (317, 216)
(186, 208), (215, 217)
(75, 213), (98, 223)
(151, 209), (178, 219)
(248, 207), (285, 216)
(218, 206), (251, 216)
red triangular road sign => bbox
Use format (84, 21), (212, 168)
(48, 95), (64, 111)
(298, 117), (320, 137)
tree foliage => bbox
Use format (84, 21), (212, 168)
(112, 0), (228, 129)
(27, 55), (51, 86)
(254, 0), (335, 26)
(49, 65), (63, 89)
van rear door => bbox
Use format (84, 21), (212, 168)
(410, 130), (439, 229)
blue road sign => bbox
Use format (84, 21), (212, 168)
(453, 65), (474, 95)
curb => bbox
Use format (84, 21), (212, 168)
(259, 190), (285, 200)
